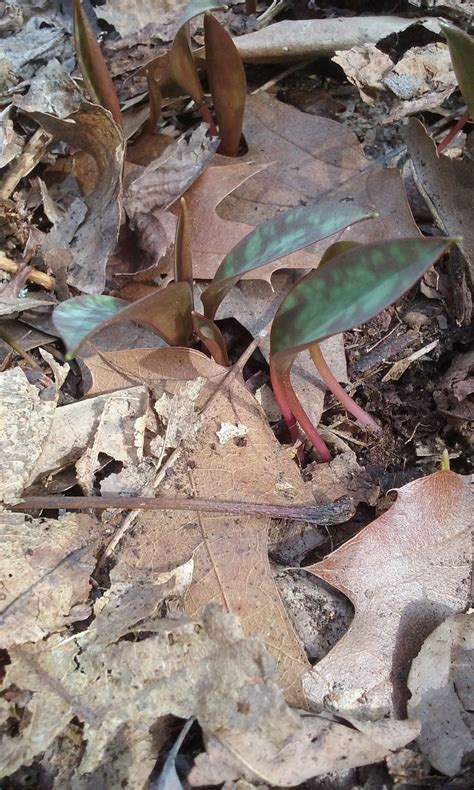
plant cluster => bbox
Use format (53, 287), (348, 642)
(57, 0), (469, 460)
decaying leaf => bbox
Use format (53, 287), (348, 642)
(97, 0), (188, 37)
(0, 363), (67, 504)
(13, 58), (84, 118)
(84, 347), (312, 704)
(0, 604), (296, 781)
(404, 118), (474, 280)
(30, 103), (125, 294)
(408, 611), (474, 777)
(0, 106), (23, 168)
(0, 16), (71, 92)
(189, 712), (420, 786)
(179, 94), (420, 281)
(333, 43), (456, 121)
(303, 471), (472, 718)
(0, 511), (97, 648)
(123, 124), (218, 273)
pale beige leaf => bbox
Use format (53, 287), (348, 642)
(303, 471), (472, 717)
(98, 0), (188, 37)
(189, 714), (420, 786)
(0, 106), (23, 168)
(0, 367), (58, 503)
(13, 58), (84, 118)
(408, 611), (474, 776)
(75, 385), (149, 495)
(0, 511), (97, 648)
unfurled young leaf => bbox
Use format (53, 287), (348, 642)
(440, 23), (474, 119)
(174, 197), (194, 297)
(169, 28), (218, 136)
(72, 0), (122, 127)
(53, 283), (193, 357)
(204, 13), (246, 157)
(146, 70), (162, 130)
(270, 237), (454, 459)
(170, 28), (206, 108)
(202, 203), (375, 319)
(192, 311), (230, 367)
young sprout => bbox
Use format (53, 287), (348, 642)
(72, 0), (122, 126)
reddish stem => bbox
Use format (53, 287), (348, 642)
(437, 109), (470, 154)
(270, 360), (299, 445)
(271, 357), (332, 462)
(309, 343), (381, 432)
(199, 101), (218, 138)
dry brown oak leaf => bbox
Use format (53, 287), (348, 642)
(174, 93), (419, 283)
(303, 470), (472, 718)
(82, 346), (312, 707)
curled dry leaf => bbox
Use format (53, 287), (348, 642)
(403, 118), (474, 280)
(0, 512), (97, 648)
(0, 16), (71, 91)
(179, 93), (420, 282)
(303, 470), (472, 718)
(408, 611), (474, 777)
(233, 17), (436, 63)
(29, 103), (125, 294)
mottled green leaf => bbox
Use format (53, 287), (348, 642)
(73, 0), (122, 126)
(175, 197), (194, 298)
(440, 23), (474, 120)
(53, 283), (193, 357)
(178, 0), (225, 30)
(202, 202), (375, 319)
(271, 238), (453, 356)
(192, 311), (229, 366)
(204, 13), (246, 157)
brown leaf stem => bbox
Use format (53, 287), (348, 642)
(14, 495), (354, 525)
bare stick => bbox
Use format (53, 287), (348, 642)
(14, 494), (354, 525)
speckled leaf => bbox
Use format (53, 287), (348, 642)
(73, 0), (122, 126)
(204, 13), (246, 157)
(440, 23), (474, 119)
(53, 283), (193, 357)
(271, 238), (453, 357)
(202, 203), (374, 319)
(178, 0), (225, 30)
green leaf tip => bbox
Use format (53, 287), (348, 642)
(202, 201), (374, 319)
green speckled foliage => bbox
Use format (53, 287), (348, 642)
(271, 238), (452, 356)
(202, 202), (374, 319)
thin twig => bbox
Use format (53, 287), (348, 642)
(14, 494), (354, 525)
(0, 253), (56, 290)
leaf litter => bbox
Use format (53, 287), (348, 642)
(0, 1), (473, 788)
